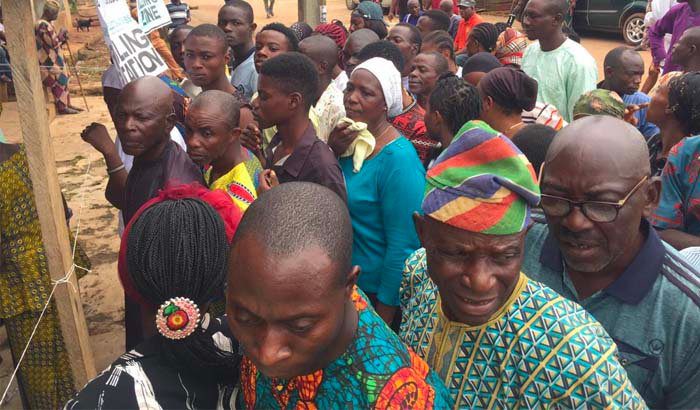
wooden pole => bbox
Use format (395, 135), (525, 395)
(298, 0), (321, 28)
(3, 0), (96, 388)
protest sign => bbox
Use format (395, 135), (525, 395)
(95, 0), (168, 84)
(137, 0), (172, 33)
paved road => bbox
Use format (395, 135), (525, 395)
(189, 0), (654, 81)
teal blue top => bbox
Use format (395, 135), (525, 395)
(522, 221), (700, 409)
(339, 137), (425, 307)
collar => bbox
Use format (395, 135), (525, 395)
(266, 123), (317, 178)
(231, 47), (255, 70)
(539, 219), (665, 304)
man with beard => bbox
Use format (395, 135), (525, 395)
(522, 115), (700, 408)
(218, 0), (258, 99)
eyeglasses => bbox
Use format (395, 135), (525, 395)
(539, 175), (649, 223)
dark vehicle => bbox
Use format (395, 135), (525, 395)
(573, 0), (648, 45)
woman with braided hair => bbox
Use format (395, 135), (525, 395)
(465, 22), (500, 56)
(65, 184), (243, 409)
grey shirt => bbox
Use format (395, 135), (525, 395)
(230, 49), (258, 100)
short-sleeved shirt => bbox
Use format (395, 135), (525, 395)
(453, 13), (484, 51)
(651, 135), (700, 235)
(230, 48), (258, 101)
(239, 288), (453, 409)
(264, 124), (347, 202)
(522, 221), (700, 409)
(205, 150), (262, 211)
(64, 316), (240, 409)
(166, 2), (190, 28)
(390, 98), (436, 166)
(123, 140), (204, 224)
(623, 91), (660, 140)
(522, 39), (598, 122)
(400, 249), (647, 409)
(401, 12), (423, 26)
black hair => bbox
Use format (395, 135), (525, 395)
(364, 18), (389, 39)
(512, 124), (557, 172)
(259, 52), (320, 110)
(187, 24), (229, 53)
(421, 10), (451, 33)
(395, 22), (422, 49)
(668, 71), (700, 135)
(494, 22), (508, 34)
(260, 22), (300, 51)
(170, 24), (194, 39)
(126, 198), (240, 382)
(604, 46), (637, 69)
(422, 51), (450, 76)
(355, 40), (405, 72)
(469, 22), (499, 52)
(190, 90), (243, 129)
(222, 0), (254, 23)
(422, 30), (455, 61)
(291, 21), (314, 41)
(429, 74), (482, 135)
(233, 182), (353, 284)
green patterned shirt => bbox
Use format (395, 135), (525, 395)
(399, 248), (647, 409)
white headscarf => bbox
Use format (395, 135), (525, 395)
(352, 57), (403, 118)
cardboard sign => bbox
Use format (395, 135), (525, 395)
(137, 0), (172, 33)
(95, 0), (168, 84)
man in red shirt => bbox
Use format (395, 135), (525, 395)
(454, 0), (483, 61)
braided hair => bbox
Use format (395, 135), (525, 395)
(126, 196), (240, 382)
(469, 22), (500, 53)
(429, 74), (482, 135)
(669, 71), (700, 136)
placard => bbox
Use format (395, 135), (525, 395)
(137, 0), (172, 33)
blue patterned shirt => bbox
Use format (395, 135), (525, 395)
(400, 249), (647, 409)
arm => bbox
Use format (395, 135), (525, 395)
(648, 7), (676, 66)
(641, 63), (660, 95)
(80, 123), (128, 209)
(376, 149), (425, 318)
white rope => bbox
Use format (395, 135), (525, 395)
(0, 159), (94, 405)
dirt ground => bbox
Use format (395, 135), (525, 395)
(0, 0), (651, 407)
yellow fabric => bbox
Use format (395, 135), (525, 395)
(205, 161), (258, 211)
(338, 117), (376, 173)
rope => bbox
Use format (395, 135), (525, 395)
(0, 159), (94, 405)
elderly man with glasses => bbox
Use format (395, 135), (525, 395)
(522, 115), (700, 409)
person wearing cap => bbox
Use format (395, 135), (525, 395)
(453, 0), (483, 60)
(400, 120), (647, 409)
(350, 1), (388, 39)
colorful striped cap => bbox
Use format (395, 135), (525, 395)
(422, 121), (540, 235)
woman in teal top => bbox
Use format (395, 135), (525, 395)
(335, 57), (425, 329)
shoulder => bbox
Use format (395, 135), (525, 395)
(401, 248), (438, 309)
(525, 222), (550, 249)
(624, 91), (652, 104)
(658, 242), (700, 311)
(381, 137), (423, 164)
(561, 40), (596, 65)
(669, 135), (700, 162)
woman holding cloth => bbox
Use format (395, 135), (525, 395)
(328, 57), (425, 329)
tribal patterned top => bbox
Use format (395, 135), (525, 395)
(399, 248), (647, 409)
(240, 289), (453, 409)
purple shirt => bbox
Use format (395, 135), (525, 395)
(649, 3), (700, 73)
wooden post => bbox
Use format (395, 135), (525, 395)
(3, 0), (96, 388)
(298, 0), (321, 28)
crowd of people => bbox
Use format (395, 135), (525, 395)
(1, 0), (700, 407)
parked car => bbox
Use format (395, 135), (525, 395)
(573, 0), (648, 45)
(346, 0), (393, 13)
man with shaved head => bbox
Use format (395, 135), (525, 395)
(521, 0), (597, 122)
(185, 90), (261, 210)
(300, 35), (346, 141)
(522, 116), (700, 408)
(227, 182), (452, 408)
(82, 76), (203, 348)
(342, 29), (380, 77)
(670, 26), (700, 72)
(598, 46), (659, 139)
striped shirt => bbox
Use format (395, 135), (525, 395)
(522, 221), (700, 409)
(166, 2), (189, 28)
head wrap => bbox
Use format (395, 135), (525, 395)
(573, 89), (625, 119)
(291, 22), (314, 42)
(422, 120), (540, 235)
(355, 1), (385, 21)
(650, 71), (683, 97)
(353, 57), (403, 117)
(462, 52), (502, 75)
(495, 28), (528, 67)
(44, 0), (61, 15)
(479, 67), (538, 111)
(315, 23), (348, 49)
